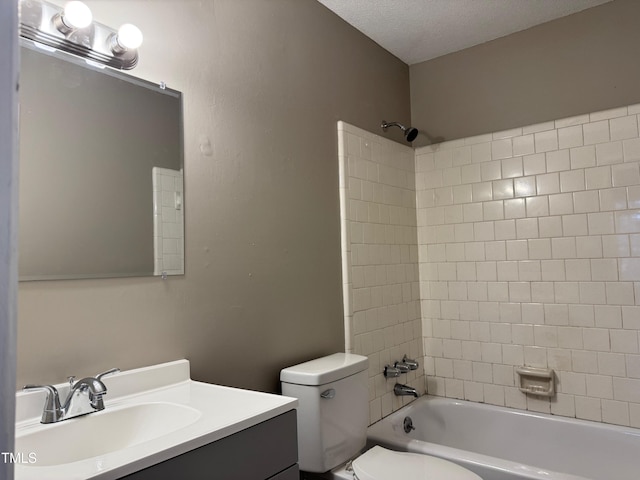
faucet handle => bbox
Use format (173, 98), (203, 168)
(23, 384), (59, 398)
(384, 365), (401, 378)
(96, 368), (120, 382)
(402, 355), (419, 370)
(394, 361), (411, 373)
(23, 385), (63, 423)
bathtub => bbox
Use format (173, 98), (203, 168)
(367, 395), (640, 480)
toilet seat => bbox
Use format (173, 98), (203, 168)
(352, 446), (482, 480)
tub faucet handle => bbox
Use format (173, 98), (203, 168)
(384, 365), (401, 378)
(403, 355), (419, 370)
(394, 361), (410, 373)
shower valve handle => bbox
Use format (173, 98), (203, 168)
(384, 365), (401, 378)
(402, 355), (419, 370)
(394, 361), (410, 373)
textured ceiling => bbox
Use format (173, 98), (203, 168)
(317, 0), (613, 65)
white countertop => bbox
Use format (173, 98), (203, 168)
(14, 360), (297, 479)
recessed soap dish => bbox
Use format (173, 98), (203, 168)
(516, 366), (555, 397)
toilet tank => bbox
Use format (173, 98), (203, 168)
(281, 353), (369, 473)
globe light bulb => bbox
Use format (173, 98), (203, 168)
(116, 24), (143, 50)
(62, 1), (92, 29)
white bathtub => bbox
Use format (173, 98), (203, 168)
(367, 395), (640, 480)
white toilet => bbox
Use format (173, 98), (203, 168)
(281, 353), (482, 480)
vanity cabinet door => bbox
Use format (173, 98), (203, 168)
(120, 410), (297, 480)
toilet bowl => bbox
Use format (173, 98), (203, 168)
(281, 353), (483, 480)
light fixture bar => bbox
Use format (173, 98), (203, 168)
(19, 0), (141, 70)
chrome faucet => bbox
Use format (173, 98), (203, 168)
(394, 361), (411, 373)
(24, 368), (119, 424)
(384, 355), (420, 378)
(402, 355), (419, 370)
(394, 383), (419, 398)
(384, 364), (402, 378)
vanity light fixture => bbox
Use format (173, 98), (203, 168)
(109, 23), (144, 54)
(53, 1), (93, 34)
(19, 0), (143, 70)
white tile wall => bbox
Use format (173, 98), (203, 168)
(338, 122), (425, 425)
(152, 167), (184, 276)
(417, 104), (640, 428)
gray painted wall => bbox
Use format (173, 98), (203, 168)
(0, 0), (18, 478)
(17, 0), (410, 392)
(410, 0), (640, 145)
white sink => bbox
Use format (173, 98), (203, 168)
(14, 360), (297, 479)
(16, 402), (201, 466)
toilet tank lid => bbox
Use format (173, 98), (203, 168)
(280, 353), (368, 386)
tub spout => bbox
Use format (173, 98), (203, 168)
(394, 383), (419, 398)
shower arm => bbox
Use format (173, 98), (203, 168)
(381, 120), (404, 131)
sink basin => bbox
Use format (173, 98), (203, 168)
(15, 402), (201, 466)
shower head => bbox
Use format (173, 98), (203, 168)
(381, 120), (419, 143)
(404, 126), (419, 142)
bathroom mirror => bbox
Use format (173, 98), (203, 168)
(18, 41), (184, 281)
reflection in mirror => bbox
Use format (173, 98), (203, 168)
(19, 41), (184, 281)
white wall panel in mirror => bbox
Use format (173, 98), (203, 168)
(18, 41), (184, 281)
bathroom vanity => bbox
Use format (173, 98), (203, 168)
(14, 360), (298, 479)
